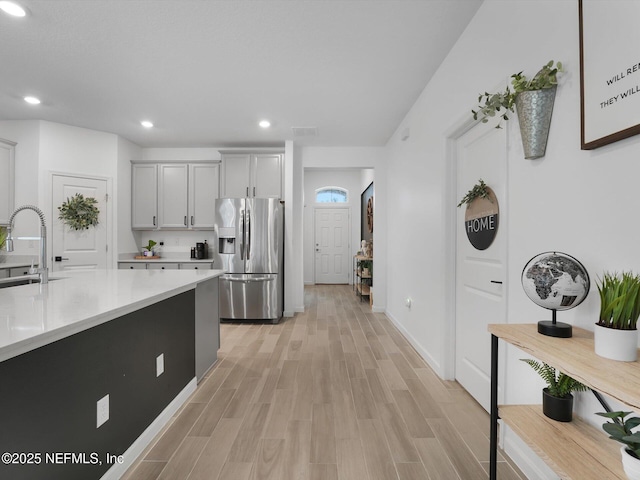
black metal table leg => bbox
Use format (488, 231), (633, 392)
(490, 333), (499, 480)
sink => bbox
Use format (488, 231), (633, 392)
(0, 276), (60, 289)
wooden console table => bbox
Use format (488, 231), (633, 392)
(488, 324), (637, 479)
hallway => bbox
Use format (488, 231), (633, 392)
(123, 285), (524, 480)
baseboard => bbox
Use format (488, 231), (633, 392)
(371, 305), (385, 313)
(283, 310), (294, 317)
(295, 306), (305, 313)
(100, 377), (198, 480)
(384, 310), (442, 376)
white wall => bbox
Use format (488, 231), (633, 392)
(300, 147), (387, 311)
(303, 168), (370, 285)
(384, 0), (638, 477)
(38, 121), (118, 266)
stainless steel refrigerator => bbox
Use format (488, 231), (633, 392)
(215, 198), (284, 323)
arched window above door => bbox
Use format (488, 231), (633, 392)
(315, 186), (348, 203)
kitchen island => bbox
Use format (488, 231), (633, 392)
(0, 268), (225, 480)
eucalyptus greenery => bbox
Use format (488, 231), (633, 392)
(143, 240), (157, 252)
(520, 359), (589, 398)
(597, 272), (640, 330)
(472, 60), (563, 128)
(58, 193), (100, 230)
(457, 179), (492, 208)
(597, 411), (640, 459)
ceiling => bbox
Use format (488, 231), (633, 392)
(0, 0), (482, 148)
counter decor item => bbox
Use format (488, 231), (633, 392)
(520, 359), (588, 422)
(142, 240), (157, 257)
(472, 60), (562, 159)
(597, 411), (640, 479)
(0, 226), (6, 250)
(458, 179), (499, 251)
(521, 251), (590, 338)
(595, 271), (640, 361)
(57, 193), (100, 230)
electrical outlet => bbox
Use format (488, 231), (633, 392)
(97, 394), (109, 428)
(405, 297), (412, 309)
(156, 353), (164, 377)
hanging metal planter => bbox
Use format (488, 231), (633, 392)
(515, 85), (557, 160)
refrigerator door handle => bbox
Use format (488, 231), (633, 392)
(240, 209), (245, 260)
(246, 210), (251, 260)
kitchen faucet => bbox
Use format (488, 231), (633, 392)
(5, 205), (48, 284)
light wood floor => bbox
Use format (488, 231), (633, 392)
(123, 285), (525, 480)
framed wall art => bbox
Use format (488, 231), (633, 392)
(360, 182), (373, 243)
(579, 0), (640, 149)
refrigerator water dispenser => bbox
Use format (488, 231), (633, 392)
(219, 238), (235, 254)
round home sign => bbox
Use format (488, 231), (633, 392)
(464, 187), (499, 250)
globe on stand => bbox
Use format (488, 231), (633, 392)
(521, 252), (590, 338)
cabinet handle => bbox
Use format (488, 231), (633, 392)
(184, 215), (187, 226)
(246, 186), (249, 197)
(191, 215), (194, 226)
(491, 280), (503, 284)
(253, 186), (256, 197)
(153, 216), (156, 226)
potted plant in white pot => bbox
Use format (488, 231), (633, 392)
(521, 359), (589, 422)
(597, 411), (640, 479)
(142, 240), (157, 257)
(595, 272), (640, 361)
(472, 60), (563, 159)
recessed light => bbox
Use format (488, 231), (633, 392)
(24, 96), (41, 105)
(141, 120), (154, 128)
(0, 1), (26, 17)
(259, 120), (271, 129)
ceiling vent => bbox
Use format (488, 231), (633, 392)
(292, 126), (318, 137)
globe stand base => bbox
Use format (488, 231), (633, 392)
(538, 320), (572, 338)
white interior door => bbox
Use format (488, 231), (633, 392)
(314, 207), (349, 284)
(455, 123), (507, 412)
(51, 174), (109, 272)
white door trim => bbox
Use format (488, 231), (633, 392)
(49, 171), (114, 269)
(312, 205), (351, 285)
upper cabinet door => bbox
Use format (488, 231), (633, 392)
(252, 154), (282, 199)
(0, 138), (15, 225)
(220, 154), (251, 198)
(158, 164), (189, 228)
(131, 164), (158, 229)
(189, 163), (219, 229)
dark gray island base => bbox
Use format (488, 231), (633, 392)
(0, 272), (221, 480)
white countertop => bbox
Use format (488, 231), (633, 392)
(119, 258), (215, 264)
(0, 268), (225, 362)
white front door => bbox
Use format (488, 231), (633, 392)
(314, 207), (349, 284)
(51, 174), (109, 272)
(455, 123), (507, 412)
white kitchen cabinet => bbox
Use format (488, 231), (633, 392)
(179, 263), (212, 270)
(147, 263), (179, 270)
(118, 262), (147, 270)
(189, 163), (219, 229)
(158, 164), (189, 229)
(131, 164), (158, 229)
(131, 161), (219, 230)
(220, 150), (283, 199)
(0, 138), (16, 225)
